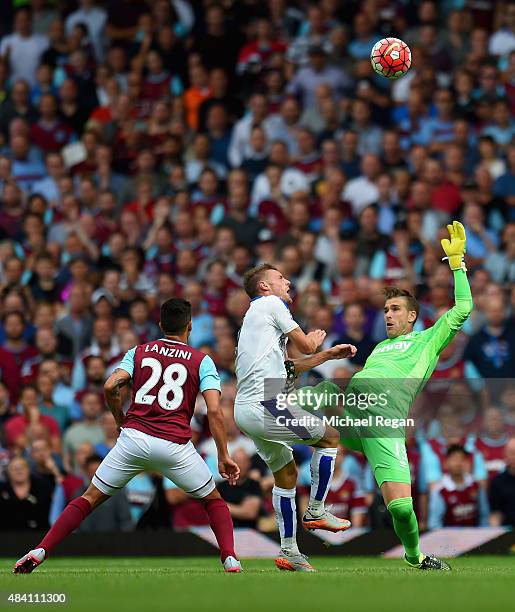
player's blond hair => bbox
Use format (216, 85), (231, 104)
(383, 287), (420, 321)
(243, 263), (278, 298)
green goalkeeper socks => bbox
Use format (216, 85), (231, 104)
(387, 497), (420, 565)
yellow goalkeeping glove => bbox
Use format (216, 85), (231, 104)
(441, 220), (467, 271)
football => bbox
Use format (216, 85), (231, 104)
(370, 37), (412, 79)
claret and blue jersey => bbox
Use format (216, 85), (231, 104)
(117, 338), (221, 444)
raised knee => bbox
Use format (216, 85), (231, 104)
(387, 497), (414, 523)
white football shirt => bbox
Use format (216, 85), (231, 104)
(235, 295), (299, 403)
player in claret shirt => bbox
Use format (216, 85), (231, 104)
(13, 298), (242, 574)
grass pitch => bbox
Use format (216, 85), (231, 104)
(0, 557), (513, 612)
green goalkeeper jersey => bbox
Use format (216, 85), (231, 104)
(344, 269), (473, 430)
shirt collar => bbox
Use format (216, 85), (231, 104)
(251, 295), (290, 308)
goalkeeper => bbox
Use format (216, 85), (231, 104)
(296, 222), (472, 570)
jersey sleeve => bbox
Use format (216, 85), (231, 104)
(199, 354), (222, 393)
(118, 347), (136, 377)
(419, 269), (473, 355)
(268, 296), (299, 334)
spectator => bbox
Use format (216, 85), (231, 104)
(0, 457), (52, 530)
(0, 80), (36, 136)
(128, 298), (160, 343)
(191, 4), (244, 75)
(31, 152), (65, 203)
(10, 135), (46, 193)
(286, 44), (351, 109)
(355, 205), (391, 274)
(218, 448), (262, 529)
(65, 0), (107, 63)
(489, 3), (515, 60)
(54, 284), (94, 359)
(461, 202), (499, 264)
(0, 310), (38, 402)
(348, 12), (379, 60)
(343, 154), (381, 215)
(228, 93), (281, 169)
(237, 18), (286, 78)
(182, 282), (215, 349)
(4, 384), (61, 453)
(0, 8), (49, 88)
(349, 99), (383, 156)
(482, 99), (515, 148)
(287, 5), (333, 67)
(428, 445), (489, 529)
(332, 303), (375, 368)
(493, 144), (515, 204)
(218, 185), (263, 251)
(423, 158), (461, 216)
(27, 252), (61, 304)
(468, 407), (508, 481)
(484, 222), (515, 284)
(37, 372), (69, 432)
(62, 392), (104, 471)
(464, 297), (515, 381)
(415, 88), (455, 153)
(30, 94), (75, 153)
(37, 358), (75, 413)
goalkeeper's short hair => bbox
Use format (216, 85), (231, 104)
(383, 287), (420, 321)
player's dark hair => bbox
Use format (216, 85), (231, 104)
(446, 444), (470, 458)
(383, 287), (420, 321)
(243, 263), (278, 298)
(160, 298), (192, 334)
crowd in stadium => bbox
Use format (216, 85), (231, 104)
(0, 0), (514, 535)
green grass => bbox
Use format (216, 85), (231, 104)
(0, 557), (513, 612)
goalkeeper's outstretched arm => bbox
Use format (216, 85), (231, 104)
(425, 221), (473, 353)
(441, 220), (473, 330)
(449, 266), (473, 326)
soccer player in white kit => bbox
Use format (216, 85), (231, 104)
(235, 264), (357, 572)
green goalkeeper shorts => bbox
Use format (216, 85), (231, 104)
(340, 436), (412, 487)
(294, 381), (412, 487)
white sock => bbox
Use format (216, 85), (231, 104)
(272, 486), (298, 552)
(307, 447), (337, 516)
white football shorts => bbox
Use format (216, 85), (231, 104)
(92, 427), (215, 498)
(234, 400), (326, 473)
